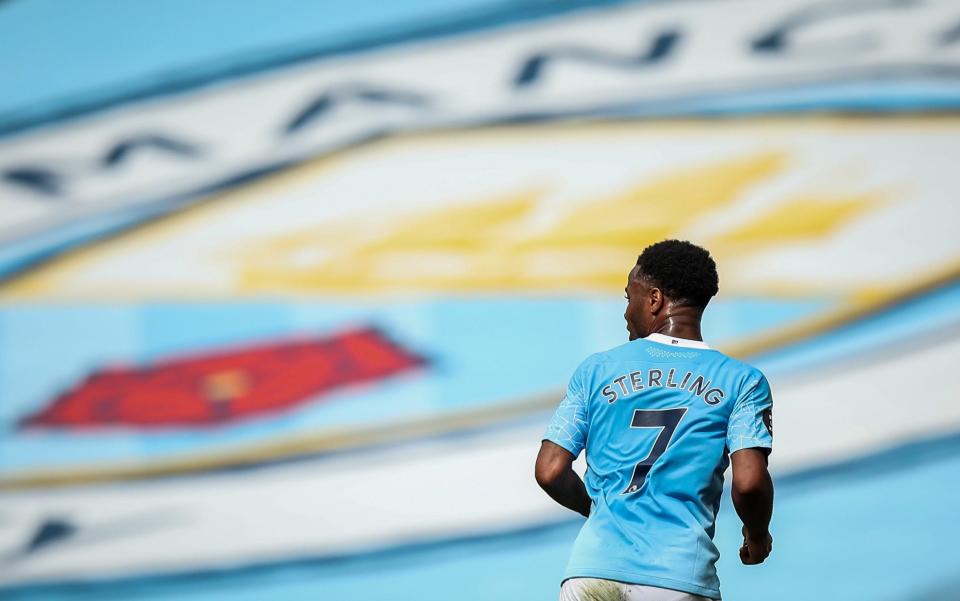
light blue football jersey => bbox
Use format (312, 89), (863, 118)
(543, 333), (773, 600)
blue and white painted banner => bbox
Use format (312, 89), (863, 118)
(2, 118), (958, 483)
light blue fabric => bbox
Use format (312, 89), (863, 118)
(544, 335), (773, 599)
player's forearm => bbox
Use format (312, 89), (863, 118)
(732, 469), (774, 538)
(538, 468), (591, 517)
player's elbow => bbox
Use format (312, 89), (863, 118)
(732, 470), (772, 500)
(534, 457), (569, 491)
(534, 458), (566, 491)
(535, 441), (576, 492)
(731, 448), (773, 500)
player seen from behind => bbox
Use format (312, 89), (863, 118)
(535, 239), (774, 601)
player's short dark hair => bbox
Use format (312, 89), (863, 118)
(635, 240), (719, 309)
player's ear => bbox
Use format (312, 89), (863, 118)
(649, 287), (663, 314)
(647, 288), (663, 315)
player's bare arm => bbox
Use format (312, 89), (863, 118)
(731, 448), (774, 565)
(535, 440), (591, 518)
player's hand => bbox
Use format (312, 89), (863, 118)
(739, 526), (772, 565)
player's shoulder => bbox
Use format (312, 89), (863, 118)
(707, 350), (770, 394)
(709, 349), (764, 376)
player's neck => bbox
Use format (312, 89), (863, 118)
(652, 313), (704, 342)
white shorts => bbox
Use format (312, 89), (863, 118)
(560, 577), (714, 601)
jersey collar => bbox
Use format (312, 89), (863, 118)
(645, 332), (711, 350)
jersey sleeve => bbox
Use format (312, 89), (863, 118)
(543, 359), (591, 457)
(726, 372), (773, 454)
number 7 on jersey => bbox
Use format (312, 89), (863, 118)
(622, 407), (688, 495)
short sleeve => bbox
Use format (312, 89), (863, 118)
(726, 372), (773, 454)
(543, 360), (590, 457)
